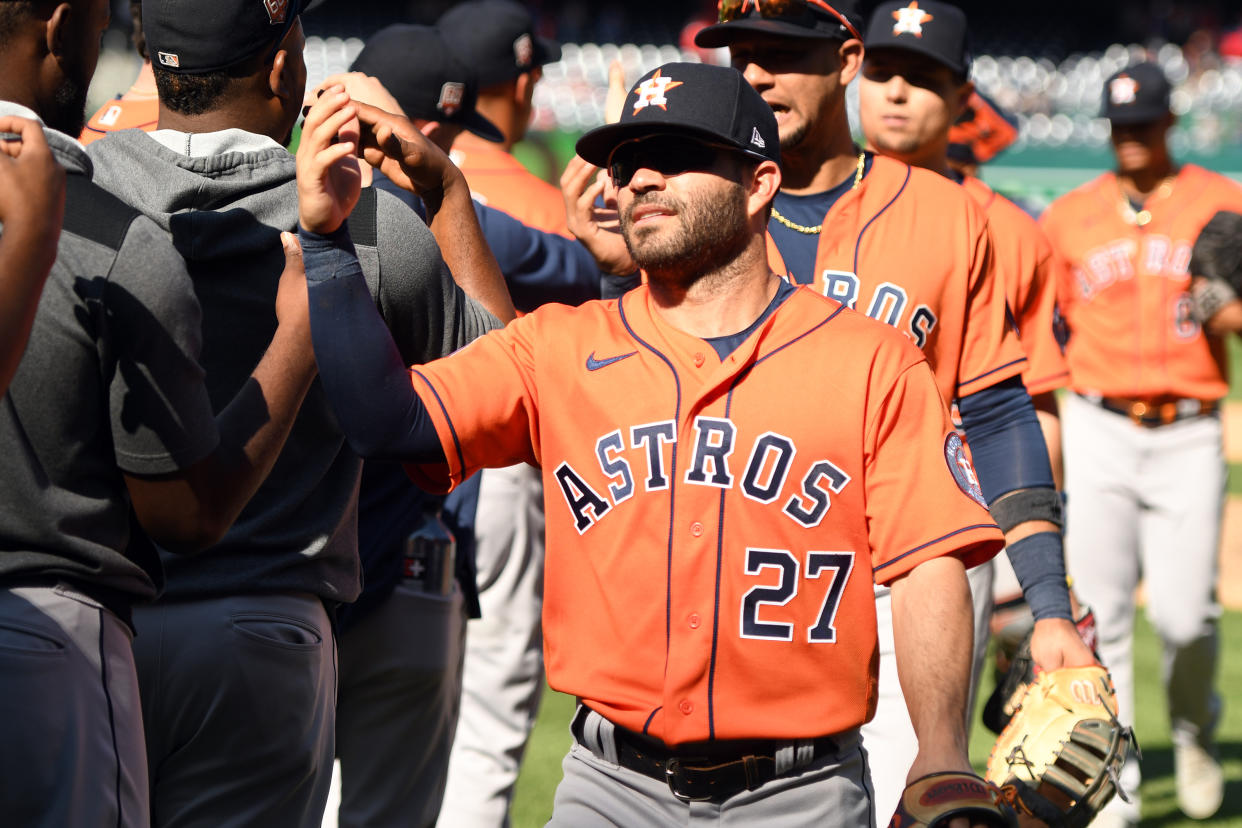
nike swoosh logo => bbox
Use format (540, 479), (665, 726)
(586, 351), (637, 371)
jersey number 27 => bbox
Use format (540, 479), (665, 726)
(740, 548), (855, 643)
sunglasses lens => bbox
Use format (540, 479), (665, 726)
(608, 138), (727, 187)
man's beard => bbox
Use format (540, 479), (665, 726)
(46, 71), (89, 137)
(779, 119), (808, 152)
(621, 179), (751, 284)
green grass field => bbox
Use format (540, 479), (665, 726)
(509, 610), (1242, 827)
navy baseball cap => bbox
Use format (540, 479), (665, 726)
(350, 25), (503, 143)
(576, 62), (779, 168)
(437, 0), (562, 89)
(1101, 61), (1172, 124)
(142, 0), (320, 74)
(863, 1), (971, 77)
(695, 0), (863, 49)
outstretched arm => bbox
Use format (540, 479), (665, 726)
(292, 87), (445, 463)
(0, 117), (65, 397)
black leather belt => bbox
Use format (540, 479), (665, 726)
(1088, 393), (1218, 427)
(570, 707), (839, 803)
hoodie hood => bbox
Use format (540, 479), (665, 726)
(86, 128), (299, 264)
(0, 100), (91, 178)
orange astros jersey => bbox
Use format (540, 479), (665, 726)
(962, 175), (1070, 395)
(404, 285), (1003, 745)
(80, 91), (159, 146)
(450, 138), (571, 236)
(766, 155), (1027, 406)
(1040, 166), (1242, 399)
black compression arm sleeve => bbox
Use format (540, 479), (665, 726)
(301, 225), (445, 463)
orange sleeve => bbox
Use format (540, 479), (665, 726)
(866, 355), (1005, 584)
(956, 210), (1028, 396)
(403, 317), (542, 492)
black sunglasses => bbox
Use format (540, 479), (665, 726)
(607, 135), (744, 187)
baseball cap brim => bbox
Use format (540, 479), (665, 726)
(458, 110), (505, 142)
(864, 42), (967, 77)
(695, 17), (845, 48)
(1106, 106), (1168, 126)
(576, 121), (759, 169)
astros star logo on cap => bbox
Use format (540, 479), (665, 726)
(632, 69), (684, 116)
(1109, 74), (1139, 105)
(892, 1), (933, 38)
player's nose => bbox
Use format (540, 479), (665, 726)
(628, 166), (667, 192)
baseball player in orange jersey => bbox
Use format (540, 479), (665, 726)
(436, 5), (569, 823)
(298, 61), (1012, 828)
(853, 3), (1093, 814)
(80, 2), (157, 146)
(1041, 60), (1242, 826)
(679, 0), (1092, 813)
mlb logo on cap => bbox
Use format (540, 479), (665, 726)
(263, 0), (289, 24)
(891, 1), (933, 37)
(438, 82), (465, 117)
(1109, 75), (1139, 106)
(513, 33), (533, 68)
(158, 51), (181, 68)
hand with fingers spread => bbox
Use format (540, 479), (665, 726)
(296, 85), (363, 235)
(560, 155), (635, 276)
(0, 115), (66, 396)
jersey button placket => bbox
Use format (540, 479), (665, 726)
(687, 612), (701, 629)
(678, 699), (694, 716)
(689, 521), (704, 537)
(693, 352), (705, 367)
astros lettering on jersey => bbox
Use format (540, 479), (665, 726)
(1041, 165), (1242, 399)
(402, 285), (1003, 745)
(765, 155), (1027, 405)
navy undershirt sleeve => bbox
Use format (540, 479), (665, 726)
(300, 224), (446, 463)
(956, 376), (1054, 504)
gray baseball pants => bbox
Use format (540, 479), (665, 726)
(0, 582), (148, 827)
(440, 462), (546, 827)
(1062, 392), (1224, 824)
(133, 592), (337, 828)
(333, 582), (466, 828)
(551, 706), (874, 827)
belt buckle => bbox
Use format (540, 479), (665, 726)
(665, 757), (714, 803)
(1127, 400), (1149, 426)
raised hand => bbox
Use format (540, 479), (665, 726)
(295, 85), (362, 235)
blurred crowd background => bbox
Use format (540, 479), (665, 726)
(87, 0), (1242, 207)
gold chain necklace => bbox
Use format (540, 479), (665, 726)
(1118, 173), (1177, 227)
(770, 151), (866, 235)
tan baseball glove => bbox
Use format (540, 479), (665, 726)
(888, 771), (1014, 828)
(986, 665), (1136, 827)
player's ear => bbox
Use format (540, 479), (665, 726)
(954, 79), (975, 121)
(748, 159), (781, 219)
(45, 3), (74, 62)
(269, 48), (290, 99)
(838, 38), (863, 86)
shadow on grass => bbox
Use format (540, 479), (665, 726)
(1137, 740), (1242, 826)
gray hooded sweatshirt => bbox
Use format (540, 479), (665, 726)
(0, 103), (219, 614)
(88, 128), (498, 604)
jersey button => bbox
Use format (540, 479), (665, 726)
(693, 352), (705, 367)
(679, 699), (694, 716)
(690, 521), (704, 537)
(688, 612), (701, 629)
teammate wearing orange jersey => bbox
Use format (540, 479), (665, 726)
(632, 0), (1097, 813)
(1041, 60), (1242, 826)
(298, 61), (1011, 828)
(851, 2), (1088, 814)
(436, 5), (569, 823)
(80, 3), (157, 146)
